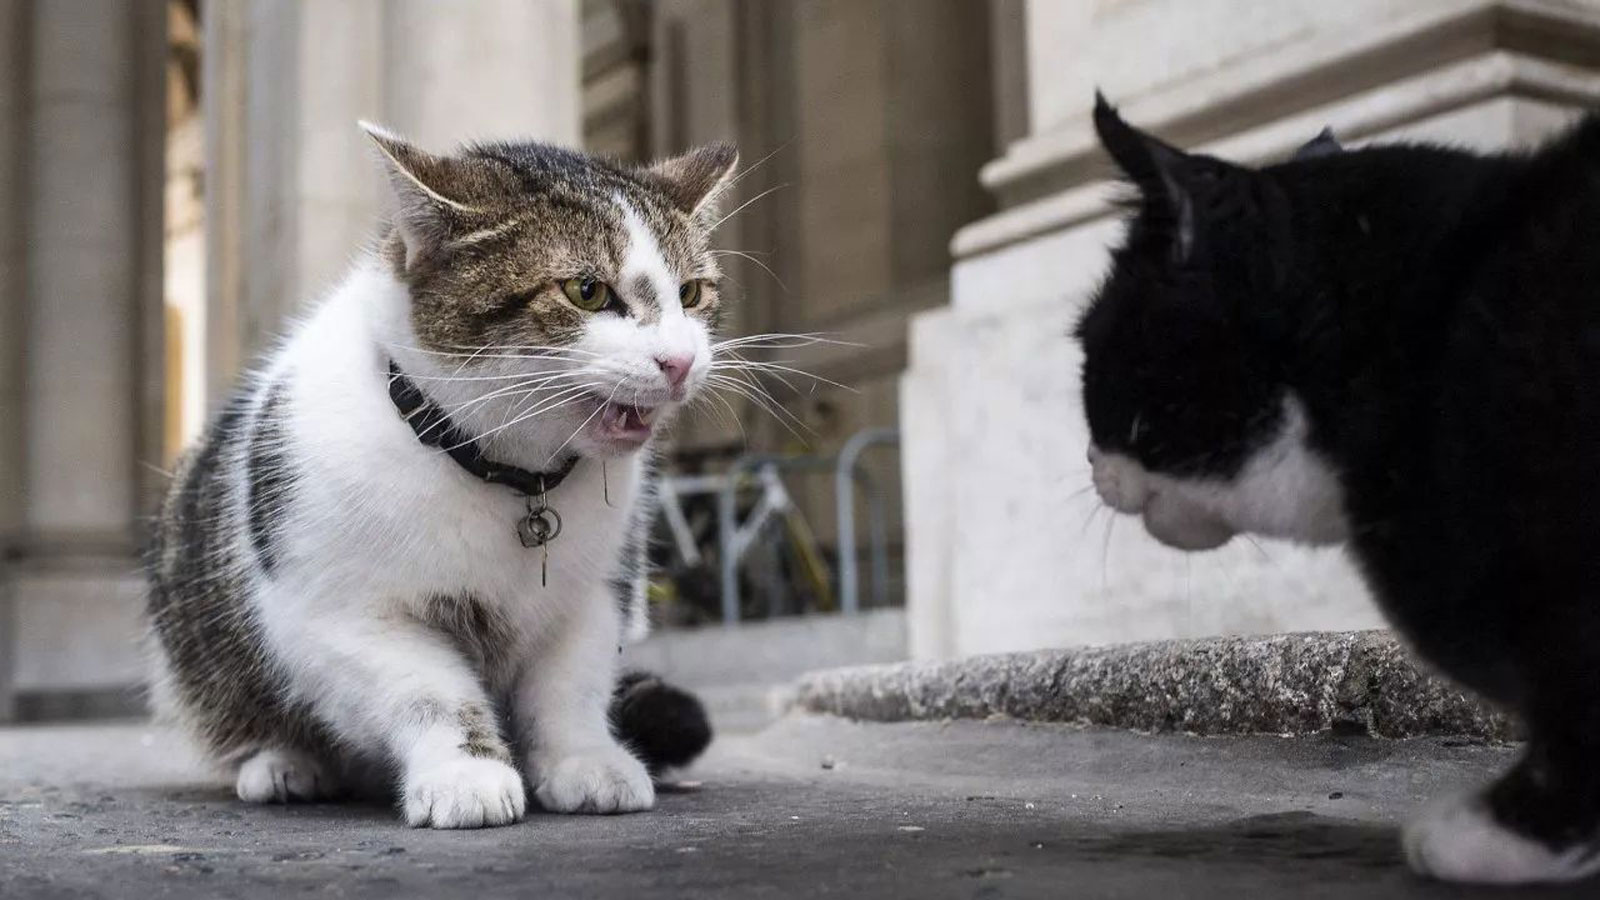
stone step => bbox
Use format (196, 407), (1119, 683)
(792, 630), (1515, 741)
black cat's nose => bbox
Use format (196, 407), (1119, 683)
(1086, 444), (1101, 465)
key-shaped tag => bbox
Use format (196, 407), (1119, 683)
(517, 493), (563, 586)
(517, 510), (557, 548)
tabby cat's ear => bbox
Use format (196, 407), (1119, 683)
(361, 121), (495, 269)
(1093, 91), (1197, 264)
(649, 142), (739, 219)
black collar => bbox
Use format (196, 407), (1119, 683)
(386, 360), (580, 497)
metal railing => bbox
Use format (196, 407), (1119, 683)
(834, 428), (899, 615)
(653, 428), (901, 625)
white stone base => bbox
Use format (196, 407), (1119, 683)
(905, 38), (1600, 659)
(9, 568), (146, 695)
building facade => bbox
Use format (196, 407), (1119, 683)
(903, 0), (1600, 658)
(4, 0), (1600, 717)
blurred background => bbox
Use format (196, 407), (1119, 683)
(2, 0), (1597, 728)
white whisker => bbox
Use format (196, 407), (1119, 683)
(707, 183), (790, 233)
(467, 384), (605, 450)
(547, 382), (623, 465)
(709, 249), (788, 292)
(706, 373), (813, 441)
(711, 358), (857, 394)
(723, 141), (790, 192)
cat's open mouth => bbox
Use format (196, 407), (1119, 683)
(591, 399), (660, 445)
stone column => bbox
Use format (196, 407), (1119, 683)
(6, 0), (166, 714)
(203, 0), (384, 399)
(0, 0), (24, 721)
(904, 0), (1600, 659)
(383, 0), (580, 149)
(204, 0), (580, 399)
(646, 1), (993, 593)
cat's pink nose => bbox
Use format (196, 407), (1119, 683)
(656, 353), (694, 390)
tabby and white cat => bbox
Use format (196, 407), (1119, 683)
(1080, 95), (1600, 885)
(145, 126), (732, 828)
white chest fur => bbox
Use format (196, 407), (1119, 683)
(259, 263), (642, 632)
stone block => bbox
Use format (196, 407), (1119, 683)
(25, 246), (137, 533)
(11, 569), (145, 693)
(907, 6), (1600, 658)
(29, 0), (130, 102)
(27, 99), (133, 246)
(792, 630), (1516, 740)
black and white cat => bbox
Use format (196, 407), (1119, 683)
(1079, 94), (1600, 885)
(145, 126), (730, 828)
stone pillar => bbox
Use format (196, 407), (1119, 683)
(645, 1), (993, 598)
(203, 0), (381, 399)
(0, 0), (24, 721)
(904, 0), (1600, 659)
(5, 0), (166, 714)
(204, 0), (580, 397)
(384, 0), (580, 149)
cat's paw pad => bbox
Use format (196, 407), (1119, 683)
(403, 757), (526, 829)
(533, 747), (655, 814)
(1404, 790), (1600, 884)
(236, 748), (336, 803)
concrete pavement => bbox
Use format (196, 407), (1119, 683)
(0, 714), (1588, 899)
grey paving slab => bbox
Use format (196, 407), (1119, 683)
(0, 715), (1582, 899)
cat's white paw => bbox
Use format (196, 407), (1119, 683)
(403, 757), (526, 829)
(236, 748), (336, 803)
(533, 746), (655, 814)
(1404, 790), (1600, 884)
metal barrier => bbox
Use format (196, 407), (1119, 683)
(713, 453), (836, 624)
(652, 427), (901, 625)
(835, 428), (899, 615)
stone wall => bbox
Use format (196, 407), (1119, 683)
(904, 0), (1600, 659)
(0, 0), (584, 720)
(0, 0), (169, 718)
(203, 0), (581, 384)
(582, 2), (998, 599)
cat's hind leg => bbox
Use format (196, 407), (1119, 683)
(235, 747), (339, 803)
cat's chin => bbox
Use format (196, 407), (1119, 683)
(1141, 493), (1235, 551)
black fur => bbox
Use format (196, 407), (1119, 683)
(1079, 96), (1600, 864)
(245, 381), (294, 576)
(609, 455), (659, 641)
(609, 671), (712, 774)
(146, 391), (335, 762)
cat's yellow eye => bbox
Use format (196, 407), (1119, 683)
(679, 280), (703, 309)
(560, 276), (612, 312)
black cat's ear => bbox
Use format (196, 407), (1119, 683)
(361, 121), (500, 269)
(1093, 91), (1197, 263)
(1293, 127), (1343, 160)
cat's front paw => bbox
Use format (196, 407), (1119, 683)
(532, 746), (655, 814)
(403, 757), (526, 829)
(1404, 790), (1600, 884)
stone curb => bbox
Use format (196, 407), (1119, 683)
(791, 630), (1518, 741)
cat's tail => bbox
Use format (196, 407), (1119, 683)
(609, 670), (713, 774)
